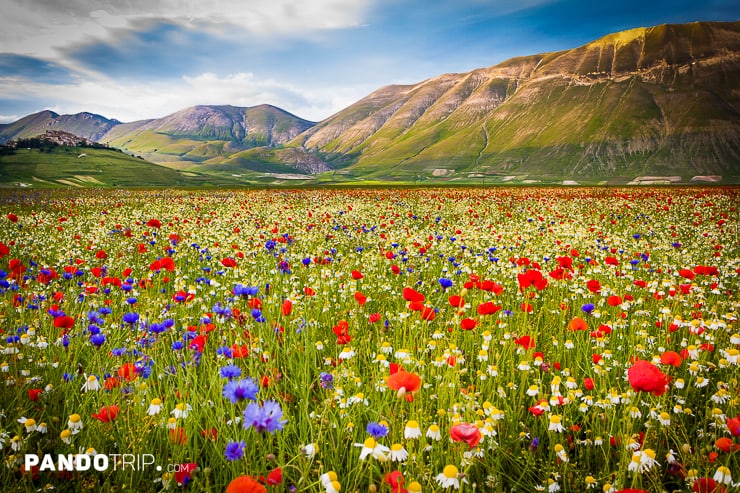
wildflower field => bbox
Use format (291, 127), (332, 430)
(0, 187), (738, 493)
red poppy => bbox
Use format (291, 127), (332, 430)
(169, 427), (187, 445)
(8, 258), (26, 281)
(226, 475), (266, 493)
(368, 313), (382, 323)
(660, 351), (683, 367)
(332, 320), (351, 345)
(615, 489), (650, 493)
(679, 268), (696, 280)
(627, 360), (669, 396)
(7, 213), (18, 223)
(384, 471), (407, 493)
(514, 335), (535, 350)
(221, 258), (237, 268)
(568, 317), (588, 331)
(477, 301), (501, 315)
(104, 376), (120, 390)
(583, 377), (595, 390)
(448, 295), (465, 308)
(354, 291), (367, 305)
(556, 256), (573, 269)
(303, 287), (316, 296)
(189, 334), (207, 353)
(281, 299), (292, 316)
(420, 307), (436, 321)
(174, 463), (197, 486)
(460, 318), (477, 330)
(91, 405), (120, 423)
(351, 270), (364, 279)
(450, 423), (482, 449)
(387, 370), (421, 401)
(0, 242), (12, 258)
(28, 389), (43, 401)
(402, 287), (425, 303)
(150, 257), (175, 271)
(607, 295), (623, 306)
(146, 219), (162, 228)
(692, 478), (726, 493)
(407, 300), (424, 311)
(53, 316), (75, 329)
(518, 269), (547, 291)
(715, 437), (739, 453)
(586, 279), (601, 293)
(605, 256), (619, 266)
(118, 363), (138, 381)
(549, 268), (571, 281)
(726, 415), (740, 436)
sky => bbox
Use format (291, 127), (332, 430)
(0, 0), (738, 124)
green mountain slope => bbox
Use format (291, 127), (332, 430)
(290, 20), (740, 184)
(100, 104), (316, 169)
(0, 146), (236, 187)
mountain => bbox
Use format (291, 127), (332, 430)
(2, 20), (739, 186)
(286, 20), (740, 184)
(0, 110), (120, 144)
(99, 104), (316, 169)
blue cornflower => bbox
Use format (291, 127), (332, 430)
(90, 333), (106, 347)
(366, 421), (389, 439)
(242, 400), (286, 433)
(224, 441), (246, 461)
(223, 378), (259, 404)
(149, 322), (165, 334)
(220, 364), (242, 379)
(438, 278), (453, 289)
(581, 303), (595, 314)
(122, 312), (139, 324)
(233, 284), (259, 297)
(319, 372), (333, 389)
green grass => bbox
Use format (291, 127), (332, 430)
(0, 147), (237, 188)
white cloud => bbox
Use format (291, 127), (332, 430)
(0, 71), (370, 123)
(0, 114), (22, 124)
(2, 0), (372, 58)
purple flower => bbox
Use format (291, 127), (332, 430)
(90, 333), (106, 347)
(319, 372), (333, 389)
(223, 378), (258, 404)
(242, 400), (286, 433)
(224, 441), (246, 461)
(220, 364), (242, 379)
(366, 421), (388, 439)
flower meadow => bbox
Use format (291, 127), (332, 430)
(0, 187), (738, 493)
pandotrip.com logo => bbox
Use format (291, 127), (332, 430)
(24, 453), (188, 473)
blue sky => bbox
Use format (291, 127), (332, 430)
(0, 0), (737, 123)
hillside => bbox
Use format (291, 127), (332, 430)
(99, 104), (316, 169)
(0, 111), (120, 143)
(0, 146), (236, 188)
(288, 20), (740, 184)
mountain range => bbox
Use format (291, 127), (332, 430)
(2, 20), (739, 186)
